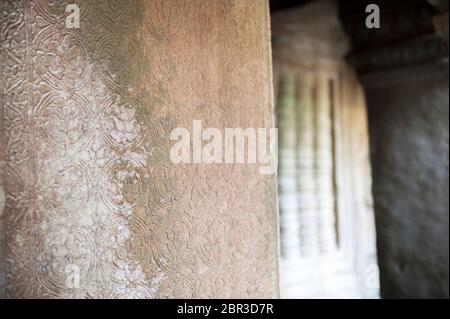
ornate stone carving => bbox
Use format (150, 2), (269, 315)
(1, 0), (278, 298)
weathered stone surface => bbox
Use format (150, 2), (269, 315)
(0, 0), (279, 298)
(0, 159), (4, 297)
(364, 64), (449, 298)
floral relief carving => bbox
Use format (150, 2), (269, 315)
(95, 0), (143, 35)
(94, 35), (146, 95)
(36, 0), (91, 24)
(35, 28), (93, 91)
(101, 98), (144, 150)
(1, 0), (278, 299)
(145, 0), (189, 44)
(39, 161), (91, 212)
(36, 224), (95, 297)
(102, 160), (145, 212)
(36, 92), (92, 149)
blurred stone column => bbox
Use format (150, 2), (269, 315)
(297, 76), (320, 257)
(273, 0), (378, 298)
(277, 73), (302, 259)
(314, 75), (337, 254)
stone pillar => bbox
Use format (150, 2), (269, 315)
(0, 159), (4, 296)
(278, 73), (302, 259)
(314, 75), (338, 254)
(361, 65), (449, 299)
(273, 0), (378, 298)
(297, 76), (320, 257)
(340, 0), (449, 298)
(0, 0), (279, 298)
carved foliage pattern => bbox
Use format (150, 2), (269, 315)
(1, 0), (278, 298)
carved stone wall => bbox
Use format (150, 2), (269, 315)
(0, 0), (279, 298)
